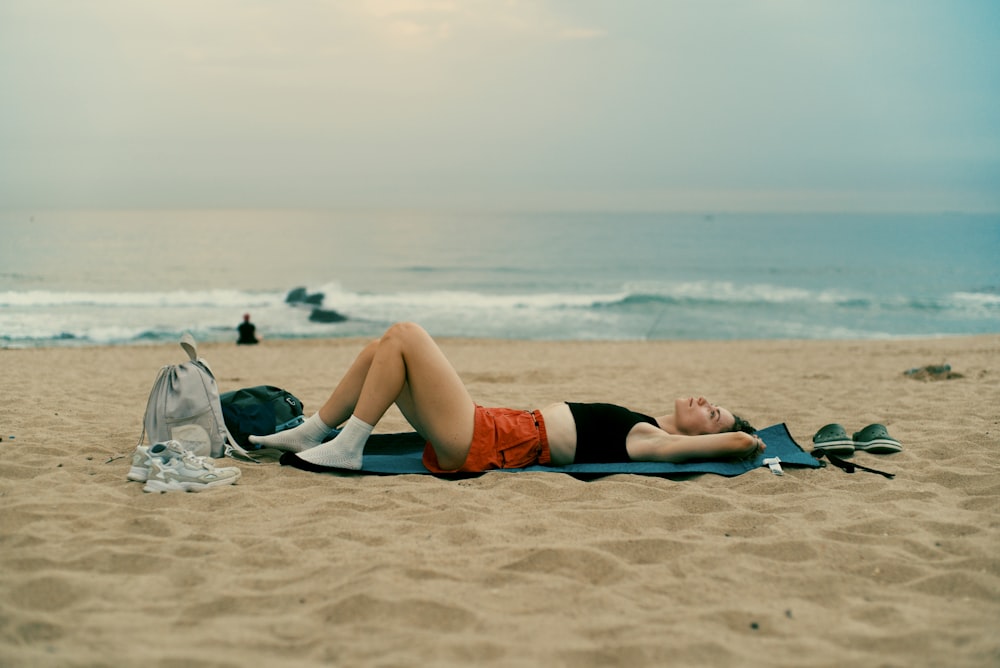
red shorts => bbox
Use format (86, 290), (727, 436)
(422, 406), (551, 473)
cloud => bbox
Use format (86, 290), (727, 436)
(354, 0), (606, 47)
(557, 27), (606, 40)
(0, 0), (996, 212)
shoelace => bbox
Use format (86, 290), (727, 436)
(181, 451), (215, 471)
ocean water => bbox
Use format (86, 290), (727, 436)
(0, 210), (997, 347)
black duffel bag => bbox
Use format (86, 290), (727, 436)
(220, 385), (305, 450)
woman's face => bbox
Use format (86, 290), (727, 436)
(674, 396), (736, 435)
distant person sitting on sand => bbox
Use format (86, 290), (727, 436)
(237, 314), (259, 345)
(250, 322), (761, 473)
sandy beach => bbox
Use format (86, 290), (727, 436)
(1, 334), (998, 667)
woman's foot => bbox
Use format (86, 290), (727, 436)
(292, 415), (373, 470)
(249, 413), (332, 452)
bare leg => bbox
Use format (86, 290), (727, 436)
(280, 323), (478, 470)
(247, 339), (381, 453)
(315, 338), (380, 428)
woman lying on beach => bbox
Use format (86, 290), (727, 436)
(250, 322), (763, 473)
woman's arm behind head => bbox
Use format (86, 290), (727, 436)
(627, 424), (764, 463)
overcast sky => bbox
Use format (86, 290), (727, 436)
(1, 0), (997, 212)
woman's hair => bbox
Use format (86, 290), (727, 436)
(726, 414), (756, 435)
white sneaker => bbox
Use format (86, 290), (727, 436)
(127, 445), (152, 482)
(127, 440), (188, 482)
(143, 448), (241, 493)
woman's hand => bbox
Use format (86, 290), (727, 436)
(741, 432), (766, 459)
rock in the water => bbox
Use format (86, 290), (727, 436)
(285, 287), (308, 303)
(286, 287), (325, 305)
(309, 308), (347, 323)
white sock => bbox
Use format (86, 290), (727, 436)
(295, 415), (373, 470)
(248, 413), (333, 453)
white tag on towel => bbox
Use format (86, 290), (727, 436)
(763, 457), (783, 476)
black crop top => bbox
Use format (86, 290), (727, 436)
(567, 402), (659, 464)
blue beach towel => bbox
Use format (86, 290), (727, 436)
(310, 423), (820, 478)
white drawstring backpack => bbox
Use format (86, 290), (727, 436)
(137, 333), (252, 461)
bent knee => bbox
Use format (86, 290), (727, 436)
(383, 321), (427, 342)
(389, 321), (424, 334)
